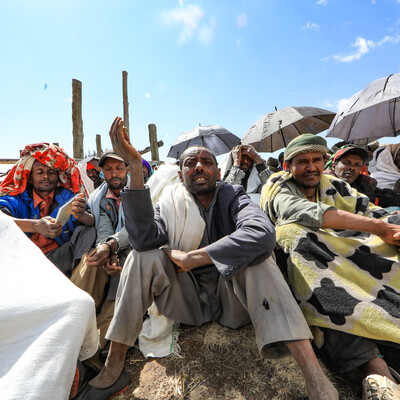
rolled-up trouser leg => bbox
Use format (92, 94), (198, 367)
(217, 254), (313, 358)
(106, 248), (208, 346)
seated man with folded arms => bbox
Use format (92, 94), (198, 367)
(0, 143), (95, 277)
(261, 134), (400, 399)
(79, 117), (338, 400)
(324, 144), (400, 209)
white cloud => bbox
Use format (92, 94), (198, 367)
(332, 34), (400, 62)
(145, 93), (150, 99)
(198, 18), (215, 43)
(316, 0), (328, 5)
(179, 0), (184, 5)
(301, 21), (320, 31)
(236, 13), (248, 28)
(162, 4), (204, 42)
(162, 4), (215, 43)
(371, 0), (376, 3)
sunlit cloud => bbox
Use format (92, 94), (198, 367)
(330, 34), (400, 62)
(316, 0), (328, 5)
(162, 4), (215, 43)
(162, 4), (203, 42)
(145, 93), (150, 99)
(301, 21), (320, 31)
(236, 13), (248, 28)
(198, 18), (215, 43)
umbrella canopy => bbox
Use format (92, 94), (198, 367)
(242, 106), (335, 153)
(327, 73), (400, 142)
(167, 125), (241, 159)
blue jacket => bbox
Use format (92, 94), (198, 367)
(0, 186), (78, 245)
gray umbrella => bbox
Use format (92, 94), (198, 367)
(327, 73), (400, 141)
(242, 106), (335, 153)
(167, 125), (241, 159)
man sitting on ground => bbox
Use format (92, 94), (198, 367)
(324, 145), (400, 209)
(0, 143), (95, 276)
(79, 117), (338, 400)
(222, 144), (271, 193)
(72, 150), (132, 368)
(261, 134), (400, 399)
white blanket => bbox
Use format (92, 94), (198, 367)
(371, 145), (400, 190)
(0, 212), (98, 400)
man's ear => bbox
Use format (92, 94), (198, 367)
(178, 170), (184, 183)
(217, 168), (221, 181)
(283, 161), (290, 172)
(331, 162), (337, 170)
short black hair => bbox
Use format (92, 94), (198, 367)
(179, 146), (218, 170)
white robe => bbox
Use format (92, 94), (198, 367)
(0, 212), (98, 400)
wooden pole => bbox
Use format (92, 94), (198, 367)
(96, 134), (102, 157)
(139, 140), (163, 156)
(148, 124), (159, 161)
(72, 79), (84, 159)
(122, 71), (130, 138)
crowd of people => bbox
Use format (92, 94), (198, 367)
(2, 117), (400, 400)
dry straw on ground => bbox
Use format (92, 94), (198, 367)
(113, 322), (360, 400)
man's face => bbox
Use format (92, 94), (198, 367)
(333, 153), (364, 184)
(286, 152), (325, 189)
(29, 160), (59, 195)
(102, 158), (128, 191)
(178, 147), (220, 195)
(240, 154), (252, 173)
(87, 168), (100, 183)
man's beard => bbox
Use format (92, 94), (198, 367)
(107, 179), (126, 191)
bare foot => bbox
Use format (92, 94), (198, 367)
(89, 342), (128, 388)
(306, 375), (339, 400)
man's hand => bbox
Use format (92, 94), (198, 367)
(34, 216), (62, 238)
(376, 223), (400, 247)
(72, 193), (87, 220)
(109, 117), (141, 165)
(242, 145), (263, 164)
(231, 145), (243, 167)
(163, 247), (213, 272)
(86, 243), (111, 268)
(109, 116), (144, 189)
(103, 254), (122, 277)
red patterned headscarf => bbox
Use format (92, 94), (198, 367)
(0, 143), (85, 196)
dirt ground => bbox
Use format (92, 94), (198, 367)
(112, 322), (362, 400)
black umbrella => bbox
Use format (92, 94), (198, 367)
(167, 125), (240, 159)
(242, 106), (335, 152)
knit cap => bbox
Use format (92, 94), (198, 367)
(284, 134), (328, 162)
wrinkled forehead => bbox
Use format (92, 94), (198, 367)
(182, 147), (215, 163)
(290, 151), (325, 163)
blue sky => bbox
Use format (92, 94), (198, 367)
(1, 0), (400, 165)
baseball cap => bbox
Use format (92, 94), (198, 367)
(98, 150), (126, 167)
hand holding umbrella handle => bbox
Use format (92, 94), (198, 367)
(109, 116), (144, 189)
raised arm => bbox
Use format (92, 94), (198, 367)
(109, 116), (144, 189)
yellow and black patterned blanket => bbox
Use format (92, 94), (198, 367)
(262, 171), (400, 345)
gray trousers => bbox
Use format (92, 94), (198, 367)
(106, 249), (312, 358)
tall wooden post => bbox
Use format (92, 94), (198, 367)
(72, 79), (84, 159)
(96, 134), (102, 157)
(122, 71), (130, 138)
(148, 124), (159, 161)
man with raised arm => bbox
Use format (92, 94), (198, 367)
(261, 134), (400, 399)
(80, 117), (338, 400)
